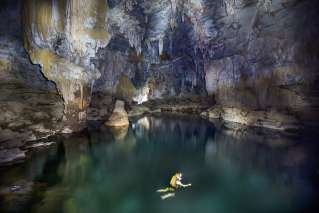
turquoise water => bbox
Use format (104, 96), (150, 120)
(0, 115), (318, 213)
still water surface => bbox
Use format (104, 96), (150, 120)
(0, 115), (318, 213)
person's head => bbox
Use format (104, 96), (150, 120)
(175, 172), (182, 179)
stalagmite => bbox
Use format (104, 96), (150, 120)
(105, 100), (129, 127)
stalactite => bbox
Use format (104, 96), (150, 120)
(159, 37), (164, 56)
(169, 32), (173, 56)
(80, 82), (84, 110)
(90, 79), (95, 97)
(170, 0), (177, 14)
(52, 0), (59, 30)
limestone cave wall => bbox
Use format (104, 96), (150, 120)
(21, 0), (319, 128)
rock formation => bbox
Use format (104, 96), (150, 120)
(105, 100), (130, 127)
(21, 0), (319, 131)
(201, 106), (299, 131)
(0, 0), (317, 154)
(0, 4), (64, 165)
(23, 0), (107, 130)
(202, 0), (319, 129)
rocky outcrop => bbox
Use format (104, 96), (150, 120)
(202, 0), (319, 128)
(23, 0), (107, 130)
(201, 106), (299, 131)
(0, 2), (65, 166)
(0, 38), (64, 166)
(21, 0), (319, 131)
(128, 105), (152, 117)
(105, 100), (129, 127)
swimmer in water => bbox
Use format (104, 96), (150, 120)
(157, 172), (192, 199)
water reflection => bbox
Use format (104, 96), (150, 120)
(109, 126), (129, 140)
(0, 115), (317, 213)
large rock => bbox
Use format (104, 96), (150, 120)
(105, 100), (129, 127)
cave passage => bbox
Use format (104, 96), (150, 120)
(0, 0), (319, 212)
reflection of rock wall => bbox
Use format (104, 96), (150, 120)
(23, 0), (109, 129)
(205, 123), (309, 185)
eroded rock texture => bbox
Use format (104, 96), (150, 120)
(0, 1), (64, 165)
(21, 0), (319, 129)
(23, 0), (106, 129)
(105, 100), (130, 127)
(203, 0), (319, 128)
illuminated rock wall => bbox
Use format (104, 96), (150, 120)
(22, 0), (319, 129)
(23, 0), (109, 130)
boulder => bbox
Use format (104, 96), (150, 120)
(105, 100), (129, 127)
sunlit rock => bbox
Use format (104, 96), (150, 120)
(105, 100), (129, 127)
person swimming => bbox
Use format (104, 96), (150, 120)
(157, 172), (192, 199)
(169, 172), (192, 189)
